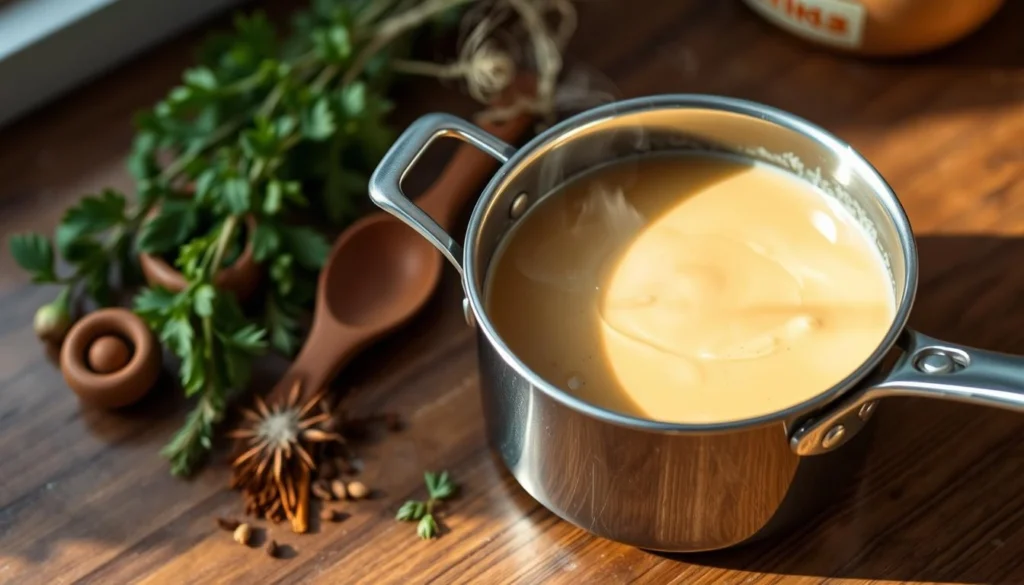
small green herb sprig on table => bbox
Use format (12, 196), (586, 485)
(396, 470), (459, 540)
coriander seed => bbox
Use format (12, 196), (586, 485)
(347, 481), (369, 500)
(330, 479), (347, 500)
(233, 523), (252, 545)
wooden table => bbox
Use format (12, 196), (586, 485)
(2, 1), (1024, 583)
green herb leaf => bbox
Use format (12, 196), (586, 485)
(280, 226), (330, 270)
(303, 96), (336, 141)
(181, 336), (207, 396)
(270, 254), (295, 296)
(424, 470), (457, 501)
(263, 181), (284, 215)
(240, 116), (280, 158)
(223, 178), (252, 214)
(193, 284), (217, 317)
(432, 471), (457, 500)
(137, 199), (198, 254)
(134, 286), (178, 318)
(251, 223), (280, 262)
(396, 500), (426, 522)
(264, 292), (301, 355)
(424, 471), (440, 495)
(55, 189), (127, 255)
(275, 115), (298, 138)
(128, 132), (159, 181)
(312, 24), (351, 63)
(417, 514), (439, 540)
(340, 82), (365, 116)
(227, 323), (268, 354)
(184, 66), (218, 91)
(9, 233), (56, 282)
(161, 316), (194, 359)
(195, 168), (220, 201)
(282, 180), (308, 207)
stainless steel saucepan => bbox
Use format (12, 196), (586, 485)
(369, 95), (1024, 552)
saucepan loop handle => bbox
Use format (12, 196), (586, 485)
(369, 113), (517, 276)
(790, 329), (1024, 455)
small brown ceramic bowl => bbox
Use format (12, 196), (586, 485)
(60, 308), (162, 408)
(138, 214), (261, 301)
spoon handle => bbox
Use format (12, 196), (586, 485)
(265, 319), (373, 402)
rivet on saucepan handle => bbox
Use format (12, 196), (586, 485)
(463, 298), (476, 328)
(510, 192), (530, 219)
(858, 401), (876, 420)
(915, 350), (956, 374)
(820, 424), (846, 449)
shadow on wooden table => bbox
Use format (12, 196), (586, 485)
(671, 234), (1024, 585)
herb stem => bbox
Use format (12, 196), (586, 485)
(172, 213), (240, 474)
(257, 84), (286, 120)
(159, 120), (243, 183)
(311, 64), (341, 93)
(210, 215), (240, 276)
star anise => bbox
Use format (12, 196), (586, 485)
(228, 381), (341, 533)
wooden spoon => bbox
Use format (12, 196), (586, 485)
(267, 104), (533, 403)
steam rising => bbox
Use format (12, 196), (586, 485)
(514, 184), (644, 292)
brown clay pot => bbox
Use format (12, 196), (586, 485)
(60, 308), (162, 408)
(138, 214), (261, 301)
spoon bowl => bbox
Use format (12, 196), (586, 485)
(322, 213), (442, 328)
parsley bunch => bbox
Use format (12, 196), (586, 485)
(9, 0), (472, 476)
(396, 470), (459, 539)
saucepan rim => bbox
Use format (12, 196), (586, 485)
(463, 94), (920, 435)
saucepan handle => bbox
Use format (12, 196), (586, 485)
(369, 113), (517, 276)
(790, 329), (1024, 455)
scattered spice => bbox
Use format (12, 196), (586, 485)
(216, 517), (240, 532)
(330, 480), (348, 500)
(264, 539), (279, 558)
(347, 481), (370, 500)
(229, 381), (401, 532)
(396, 471), (459, 540)
(312, 481), (333, 501)
(229, 383), (340, 533)
(233, 523), (252, 546)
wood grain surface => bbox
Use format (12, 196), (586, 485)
(2, 1), (1024, 583)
